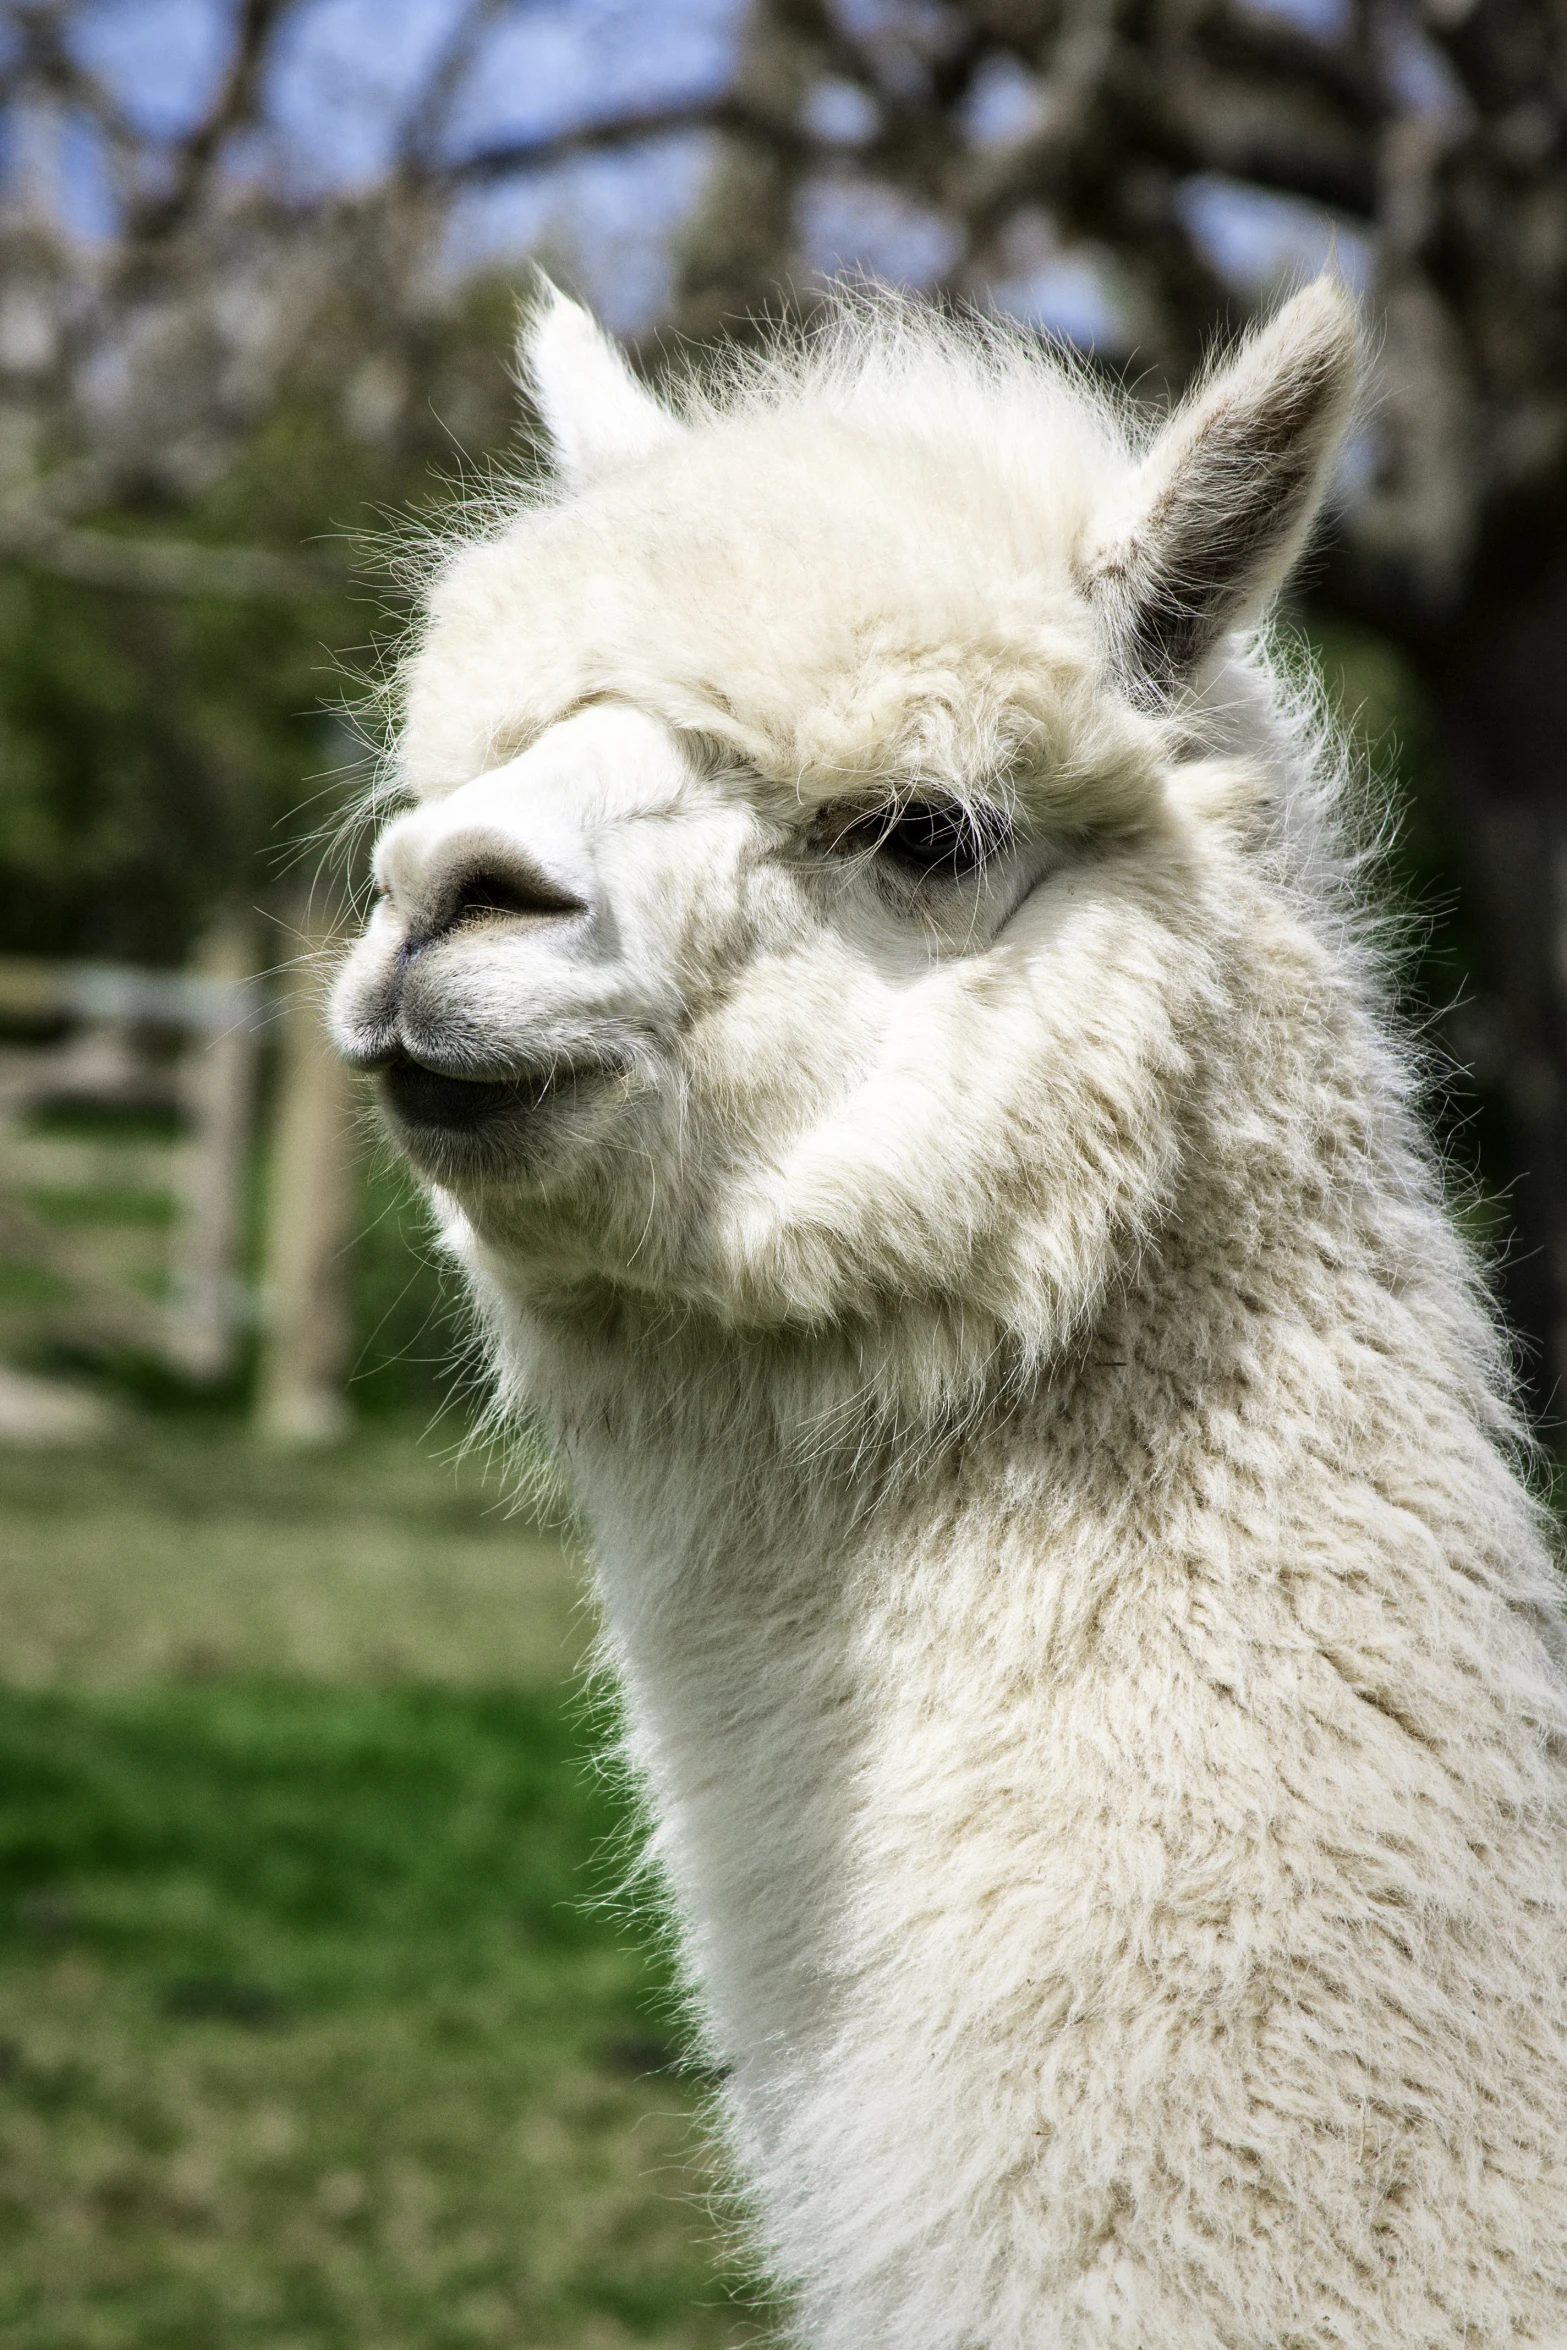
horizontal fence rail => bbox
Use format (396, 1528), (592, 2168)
(0, 955), (270, 1035)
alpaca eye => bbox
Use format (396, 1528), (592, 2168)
(877, 801), (1003, 878)
(816, 797), (1011, 880)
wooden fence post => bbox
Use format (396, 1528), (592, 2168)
(254, 897), (358, 1442)
(166, 917), (259, 1383)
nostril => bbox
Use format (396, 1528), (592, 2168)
(449, 867), (579, 926)
(398, 855), (587, 959)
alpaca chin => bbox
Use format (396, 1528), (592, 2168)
(374, 1052), (630, 1185)
(334, 280), (1567, 2349)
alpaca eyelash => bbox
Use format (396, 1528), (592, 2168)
(814, 797), (1014, 881)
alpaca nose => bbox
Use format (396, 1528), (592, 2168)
(405, 852), (587, 955)
(379, 826), (591, 957)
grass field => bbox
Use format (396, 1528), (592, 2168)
(0, 1422), (772, 2350)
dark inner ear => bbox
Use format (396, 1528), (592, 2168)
(1122, 391), (1334, 692)
(1089, 283), (1359, 700)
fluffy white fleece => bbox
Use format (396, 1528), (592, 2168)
(332, 276), (1567, 2348)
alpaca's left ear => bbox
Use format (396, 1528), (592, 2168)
(520, 277), (682, 485)
(1084, 276), (1361, 696)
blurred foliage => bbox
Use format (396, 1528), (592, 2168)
(0, 562), (334, 964)
(1306, 612), (1498, 1201)
(0, 280), (526, 968)
(1308, 617), (1459, 1005)
(346, 1152), (475, 1421)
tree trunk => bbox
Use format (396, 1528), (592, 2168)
(254, 900), (358, 1443)
(166, 916), (258, 1383)
(1413, 553), (1567, 1428)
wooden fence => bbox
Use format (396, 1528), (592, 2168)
(0, 913), (360, 1439)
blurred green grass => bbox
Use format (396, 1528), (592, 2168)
(0, 1426), (767, 2350)
(0, 1428), (582, 1690)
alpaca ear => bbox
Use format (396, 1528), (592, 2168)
(1084, 276), (1361, 696)
(520, 277), (682, 485)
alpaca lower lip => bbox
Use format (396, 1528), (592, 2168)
(380, 1056), (587, 1131)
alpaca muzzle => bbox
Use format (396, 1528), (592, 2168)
(378, 1050), (621, 1139)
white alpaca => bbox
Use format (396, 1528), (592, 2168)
(333, 277), (1567, 2347)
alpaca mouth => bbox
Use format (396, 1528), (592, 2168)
(379, 1053), (608, 1136)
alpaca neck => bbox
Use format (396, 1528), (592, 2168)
(497, 1291), (1011, 2067)
(455, 972), (1567, 2348)
(480, 1150), (1554, 2065)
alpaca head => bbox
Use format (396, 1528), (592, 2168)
(333, 278), (1360, 1367)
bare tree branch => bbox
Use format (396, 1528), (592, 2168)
(123, 0), (293, 247)
(397, 0), (516, 175)
(444, 94), (821, 185)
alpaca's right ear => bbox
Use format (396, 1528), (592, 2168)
(1083, 276), (1361, 697)
(520, 278), (682, 486)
